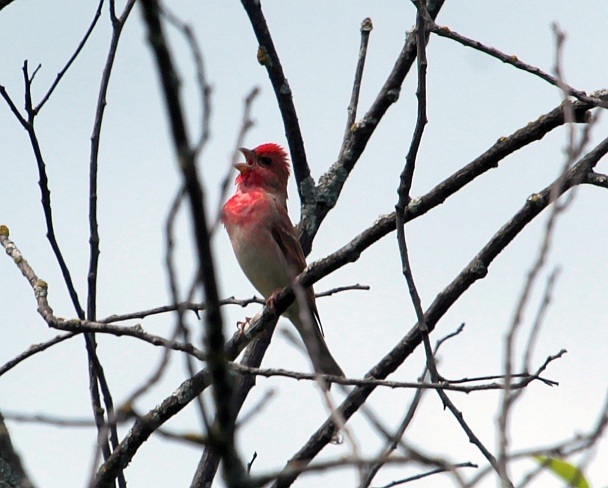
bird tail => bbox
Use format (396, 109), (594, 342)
(307, 322), (345, 378)
(288, 306), (345, 380)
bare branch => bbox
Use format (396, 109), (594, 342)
(34, 0), (105, 113)
(161, 6), (212, 157)
(376, 462), (476, 488)
(0, 332), (78, 377)
(139, 3), (245, 488)
(298, 0), (447, 254)
(428, 22), (608, 109)
(339, 18), (373, 157)
(266, 137), (608, 487)
(0, 226), (206, 360)
(240, 0), (311, 199)
(586, 171), (608, 188)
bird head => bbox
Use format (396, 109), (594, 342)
(234, 143), (290, 197)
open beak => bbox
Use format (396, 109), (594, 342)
(234, 147), (255, 173)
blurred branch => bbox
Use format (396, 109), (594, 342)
(164, 184), (211, 437)
(162, 6), (212, 157)
(138, 3), (245, 488)
(0, 410), (35, 488)
(212, 87), (259, 234)
(469, 384), (608, 487)
(521, 268), (560, 375)
(192, 321), (278, 487)
(498, 25), (597, 484)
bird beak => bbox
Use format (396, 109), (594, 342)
(235, 147), (255, 173)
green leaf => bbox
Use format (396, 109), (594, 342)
(534, 456), (590, 488)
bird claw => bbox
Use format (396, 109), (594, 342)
(266, 289), (281, 311)
(236, 318), (252, 335)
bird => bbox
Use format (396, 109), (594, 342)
(221, 143), (344, 380)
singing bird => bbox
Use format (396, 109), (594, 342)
(222, 143), (344, 378)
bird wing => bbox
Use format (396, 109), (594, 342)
(270, 200), (325, 336)
(270, 202), (307, 275)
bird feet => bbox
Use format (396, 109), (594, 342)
(265, 289), (282, 312)
(236, 317), (252, 335)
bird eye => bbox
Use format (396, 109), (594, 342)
(259, 156), (272, 166)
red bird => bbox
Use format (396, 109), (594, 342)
(222, 143), (344, 378)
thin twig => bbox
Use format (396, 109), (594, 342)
(339, 18), (373, 158)
(0, 332), (78, 377)
(497, 26), (597, 486)
(34, 0), (105, 113)
(161, 6), (212, 157)
(521, 268), (560, 378)
(394, 0), (437, 382)
(360, 324), (466, 487)
(85, 5), (137, 483)
(428, 22), (608, 110)
(376, 462), (476, 488)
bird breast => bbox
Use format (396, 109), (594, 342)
(223, 190), (293, 298)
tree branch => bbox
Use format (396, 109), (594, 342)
(298, 0), (446, 254)
(240, 0), (310, 198)
(267, 136), (608, 487)
(139, 2), (245, 487)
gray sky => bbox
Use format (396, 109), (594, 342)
(1, 1), (607, 487)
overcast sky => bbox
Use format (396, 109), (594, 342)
(1, 1), (608, 487)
